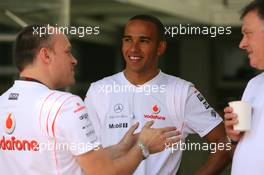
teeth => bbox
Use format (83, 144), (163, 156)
(130, 56), (141, 60)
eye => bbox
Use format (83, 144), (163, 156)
(243, 31), (252, 36)
(140, 38), (150, 43)
(123, 37), (132, 42)
(66, 50), (72, 55)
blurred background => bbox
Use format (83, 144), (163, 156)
(0, 0), (258, 174)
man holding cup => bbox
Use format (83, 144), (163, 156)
(224, 1), (264, 174)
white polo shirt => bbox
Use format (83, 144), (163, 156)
(0, 80), (99, 175)
(231, 72), (264, 175)
(85, 71), (222, 175)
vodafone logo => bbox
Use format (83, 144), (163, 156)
(144, 105), (166, 120)
(3, 113), (16, 135)
(0, 136), (39, 151)
(0, 113), (40, 151)
(152, 105), (160, 114)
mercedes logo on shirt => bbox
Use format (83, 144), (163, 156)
(114, 104), (124, 113)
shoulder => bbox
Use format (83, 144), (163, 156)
(43, 90), (83, 110)
(242, 73), (264, 99)
(160, 72), (193, 87)
(244, 72), (264, 93)
(247, 72), (264, 87)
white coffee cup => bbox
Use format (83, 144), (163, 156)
(228, 101), (252, 131)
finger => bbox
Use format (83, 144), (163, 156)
(165, 135), (182, 146)
(163, 130), (181, 138)
(143, 120), (154, 129)
(225, 120), (239, 127)
(227, 129), (241, 136)
(224, 113), (237, 120)
(160, 126), (177, 133)
(224, 106), (233, 113)
(127, 122), (139, 135)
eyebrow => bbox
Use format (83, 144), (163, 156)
(122, 35), (151, 40)
(139, 36), (151, 40)
(122, 35), (131, 39)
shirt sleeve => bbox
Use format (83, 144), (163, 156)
(184, 86), (223, 137)
(57, 96), (100, 156)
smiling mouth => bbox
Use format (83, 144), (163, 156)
(129, 56), (142, 61)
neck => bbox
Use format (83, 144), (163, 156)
(124, 69), (159, 85)
(20, 69), (54, 89)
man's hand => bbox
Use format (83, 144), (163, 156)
(138, 121), (181, 153)
(224, 106), (244, 142)
(117, 122), (140, 154)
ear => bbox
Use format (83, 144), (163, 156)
(157, 41), (167, 57)
(38, 47), (52, 64)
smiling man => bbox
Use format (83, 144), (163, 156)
(85, 15), (230, 175)
(0, 24), (182, 175)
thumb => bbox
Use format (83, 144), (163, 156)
(143, 120), (154, 129)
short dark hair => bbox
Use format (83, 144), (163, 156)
(13, 24), (53, 71)
(241, 0), (264, 20)
(129, 14), (165, 41)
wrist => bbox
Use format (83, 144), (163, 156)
(137, 140), (149, 160)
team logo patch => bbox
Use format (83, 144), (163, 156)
(114, 103), (123, 113)
(152, 105), (160, 114)
(109, 123), (128, 129)
(194, 88), (210, 110)
(8, 93), (19, 100)
(3, 113), (16, 135)
(211, 110), (217, 118)
(79, 113), (89, 120)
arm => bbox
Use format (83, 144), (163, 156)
(182, 87), (231, 175)
(76, 121), (181, 175)
(194, 123), (231, 175)
(76, 144), (142, 175)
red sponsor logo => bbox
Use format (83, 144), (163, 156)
(4, 113), (16, 135)
(0, 136), (39, 151)
(144, 115), (166, 120)
(152, 105), (160, 114)
(74, 103), (86, 113)
(144, 105), (165, 120)
(1, 113), (39, 151)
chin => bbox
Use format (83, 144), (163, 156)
(250, 62), (261, 70)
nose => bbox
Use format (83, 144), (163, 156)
(130, 41), (140, 52)
(239, 36), (248, 50)
(72, 56), (78, 65)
